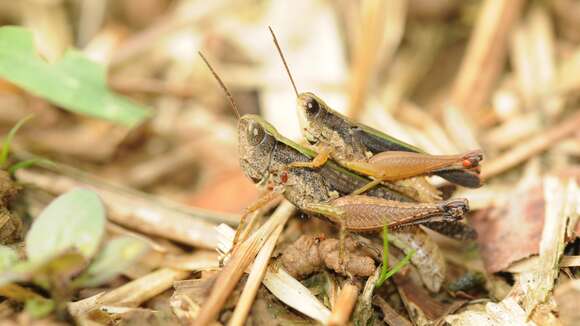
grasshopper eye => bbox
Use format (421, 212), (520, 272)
(305, 98), (320, 116)
(247, 121), (266, 146)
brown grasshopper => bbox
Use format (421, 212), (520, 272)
(268, 27), (483, 200)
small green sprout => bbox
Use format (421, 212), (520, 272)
(375, 225), (415, 288)
(0, 115), (53, 174)
(0, 114), (34, 168)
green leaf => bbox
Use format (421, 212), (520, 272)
(26, 188), (106, 263)
(0, 245), (19, 273)
(25, 298), (55, 318)
(0, 26), (151, 127)
(73, 236), (149, 288)
(0, 114), (33, 167)
(0, 251), (86, 288)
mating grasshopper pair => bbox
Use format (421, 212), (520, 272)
(199, 30), (482, 267)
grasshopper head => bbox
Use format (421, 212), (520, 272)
(296, 92), (333, 145)
(442, 198), (469, 221)
(238, 115), (278, 184)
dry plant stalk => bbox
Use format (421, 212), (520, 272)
(227, 223), (284, 326)
(14, 167), (236, 249)
(381, 27), (443, 115)
(449, 0), (526, 115)
(559, 256), (580, 267)
(347, 0), (405, 119)
(482, 109), (580, 179)
(483, 112), (541, 150)
(397, 102), (459, 154)
(328, 282), (360, 326)
(215, 224), (331, 324)
(442, 104), (482, 152)
(162, 251), (219, 271)
(193, 201), (294, 326)
(20, 1), (73, 61)
(510, 7), (559, 118)
(68, 268), (189, 317)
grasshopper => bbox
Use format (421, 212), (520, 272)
(199, 53), (476, 292)
(199, 52), (476, 240)
(199, 53), (474, 269)
(268, 28), (483, 199)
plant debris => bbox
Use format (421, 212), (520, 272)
(0, 0), (579, 325)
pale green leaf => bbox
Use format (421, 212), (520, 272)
(0, 26), (151, 127)
(0, 251), (86, 288)
(73, 236), (149, 288)
(25, 298), (55, 318)
(26, 189), (106, 263)
(0, 245), (18, 273)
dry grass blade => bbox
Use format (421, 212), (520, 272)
(68, 268), (189, 318)
(449, 0), (526, 115)
(482, 109), (580, 179)
(381, 27), (443, 115)
(194, 200), (294, 325)
(216, 223), (331, 324)
(228, 223), (284, 326)
(262, 268), (332, 324)
(163, 251), (219, 271)
(559, 256), (580, 267)
(397, 102), (459, 154)
(442, 104), (482, 152)
(348, 0), (405, 119)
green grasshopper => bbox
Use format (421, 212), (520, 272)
(268, 28), (483, 199)
(199, 52), (476, 242)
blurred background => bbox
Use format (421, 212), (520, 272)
(0, 0), (579, 214)
(0, 0), (580, 324)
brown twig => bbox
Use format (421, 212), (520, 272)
(228, 223), (284, 326)
(482, 110), (580, 180)
(68, 268), (189, 318)
(14, 159), (239, 248)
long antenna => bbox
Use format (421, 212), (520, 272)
(198, 51), (241, 119)
(268, 26), (299, 97)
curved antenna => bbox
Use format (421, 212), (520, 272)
(198, 51), (241, 119)
(268, 26), (299, 97)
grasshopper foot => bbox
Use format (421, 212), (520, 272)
(287, 147), (331, 170)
